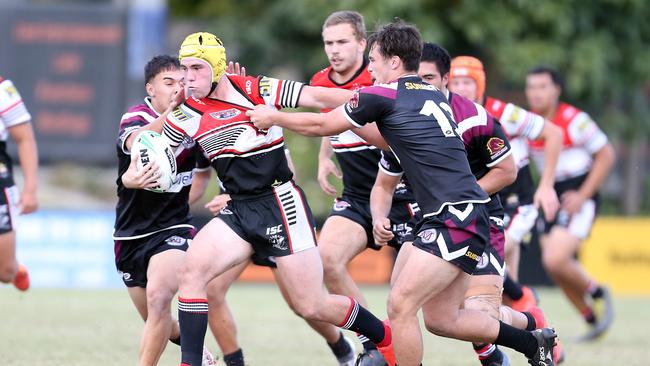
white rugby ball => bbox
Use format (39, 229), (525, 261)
(132, 130), (177, 193)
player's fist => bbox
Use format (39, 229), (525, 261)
(372, 217), (393, 247)
(246, 105), (277, 131)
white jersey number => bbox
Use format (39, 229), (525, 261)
(420, 100), (459, 138)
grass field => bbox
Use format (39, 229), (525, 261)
(1, 284), (648, 365)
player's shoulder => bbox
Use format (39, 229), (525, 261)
(226, 74), (260, 95)
(120, 101), (156, 124)
(450, 92), (486, 123)
(310, 66), (333, 86)
(484, 96), (507, 116)
(359, 81), (398, 99)
(557, 102), (587, 123)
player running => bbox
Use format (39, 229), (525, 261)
(526, 66), (615, 341)
(311, 11), (416, 365)
(114, 55), (215, 366)
(448, 56), (562, 312)
(247, 21), (558, 366)
(0, 75), (38, 292)
(162, 32), (394, 366)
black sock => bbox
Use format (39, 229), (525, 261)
(170, 335), (181, 346)
(178, 298), (209, 366)
(362, 338), (377, 351)
(328, 332), (352, 359)
(494, 321), (538, 359)
(223, 348), (245, 366)
(339, 298), (388, 347)
(473, 343), (501, 366)
(522, 311), (537, 331)
(503, 275), (524, 300)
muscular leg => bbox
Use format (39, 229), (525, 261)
(504, 235), (521, 281)
(390, 241), (414, 287)
(319, 216), (370, 306)
(0, 231), (18, 283)
(127, 285), (181, 344)
(139, 249), (185, 366)
(178, 218), (253, 366)
(206, 259), (250, 355)
(541, 227), (592, 315)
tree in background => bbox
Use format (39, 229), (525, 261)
(170, 0), (650, 215)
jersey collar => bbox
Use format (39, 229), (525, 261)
(144, 97), (162, 117)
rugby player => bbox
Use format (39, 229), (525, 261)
(526, 66), (615, 341)
(0, 75), (38, 292)
(114, 55), (214, 366)
(161, 32), (394, 366)
(310, 11), (416, 365)
(247, 21), (558, 366)
(448, 57), (562, 314)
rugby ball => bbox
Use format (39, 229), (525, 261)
(132, 131), (177, 193)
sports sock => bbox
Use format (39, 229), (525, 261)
(357, 334), (377, 351)
(170, 335), (181, 346)
(503, 275), (524, 300)
(473, 343), (502, 365)
(223, 348), (245, 366)
(587, 281), (604, 299)
(328, 332), (353, 359)
(338, 297), (391, 348)
(178, 297), (209, 366)
(494, 321), (538, 359)
(522, 311), (537, 331)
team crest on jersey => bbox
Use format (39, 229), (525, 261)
(476, 252), (489, 269)
(348, 91), (360, 109)
(210, 108), (241, 120)
(3, 84), (17, 97)
(487, 137), (506, 157)
(269, 234), (288, 251)
(507, 106), (523, 124)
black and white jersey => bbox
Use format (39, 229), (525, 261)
(0, 77), (31, 184)
(113, 97), (211, 240)
(344, 76), (489, 217)
(163, 75), (303, 198)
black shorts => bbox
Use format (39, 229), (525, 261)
(473, 216), (506, 277)
(0, 185), (19, 235)
(328, 195), (418, 250)
(113, 226), (194, 288)
(412, 202), (490, 274)
(219, 181), (317, 260)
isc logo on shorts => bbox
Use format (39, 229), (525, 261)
(165, 236), (188, 247)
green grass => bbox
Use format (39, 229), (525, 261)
(1, 285), (647, 365)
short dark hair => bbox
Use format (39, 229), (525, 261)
(421, 42), (451, 76)
(368, 20), (422, 73)
(144, 55), (180, 84)
(527, 65), (563, 89)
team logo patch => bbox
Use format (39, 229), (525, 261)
(121, 272), (132, 281)
(476, 252), (489, 269)
(333, 199), (351, 212)
(418, 228), (438, 244)
(487, 137), (506, 157)
(210, 108), (241, 120)
(269, 235), (288, 251)
(348, 91), (360, 109)
(165, 236), (188, 247)
(507, 105), (522, 124)
(259, 76), (272, 97)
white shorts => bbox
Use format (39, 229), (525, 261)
(552, 199), (597, 240)
(504, 204), (538, 243)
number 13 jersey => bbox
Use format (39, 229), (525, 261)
(343, 75), (489, 217)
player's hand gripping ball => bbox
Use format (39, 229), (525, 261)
(132, 131), (177, 193)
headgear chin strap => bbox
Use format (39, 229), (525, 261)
(179, 32), (227, 83)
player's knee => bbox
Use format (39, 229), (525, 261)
(422, 313), (452, 336)
(541, 251), (564, 273)
(387, 290), (412, 320)
(321, 250), (346, 276)
(146, 288), (174, 316)
(291, 298), (321, 321)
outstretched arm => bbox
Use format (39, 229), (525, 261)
(297, 86), (353, 110)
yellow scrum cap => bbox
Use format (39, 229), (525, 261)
(179, 32), (227, 83)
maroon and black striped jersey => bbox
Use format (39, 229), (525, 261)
(113, 97), (211, 240)
(163, 75), (304, 197)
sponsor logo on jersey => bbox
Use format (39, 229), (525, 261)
(507, 105), (522, 124)
(404, 81), (437, 91)
(487, 137), (506, 157)
(259, 76), (272, 97)
(3, 83), (17, 97)
(475, 252), (489, 269)
(418, 228), (438, 243)
(266, 224), (283, 235)
(165, 236), (188, 247)
(171, 107), (191, 122)
(333, 199), (351, 212)
(210, 108), (241, 120)
(245, 80), (253, 94)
